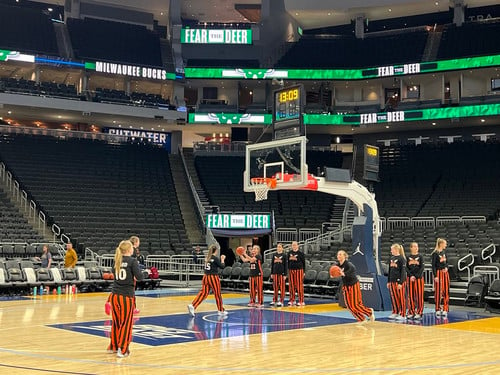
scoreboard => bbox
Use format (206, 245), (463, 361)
(272, 84), (305, 140)
(363, 144), (380, 182)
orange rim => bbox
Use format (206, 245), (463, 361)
(250, 177), (277, 189)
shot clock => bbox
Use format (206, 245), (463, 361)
(272, 84), (305, 140)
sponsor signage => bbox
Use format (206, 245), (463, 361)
(181, 28), (252, 44)
(206, 214), (271, 229)
(89, 61), (169, 81)
(103, 127), (171, 146)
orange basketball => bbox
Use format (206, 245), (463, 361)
(236, 246), (246, 256)
(329, 265), (342, 278)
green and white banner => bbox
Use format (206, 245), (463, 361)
(206, 214), (271, 229)
(181, 28), (252, 44)
(189, 113), (272, 124)
(0, 49), (35, 63)
(184, 54), (500, 80)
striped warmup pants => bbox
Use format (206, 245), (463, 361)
(192, 274), (224, 312)
(249, 275), (264, 305)
(407, 277), (425, 315)
(108, 293), (135, 354)
(388, 281), (406, 316)
(342, 282), (372, 322)
(434, 269), (450, 312)
(288, 269), (305, 304)
(272, 274), (286, 303)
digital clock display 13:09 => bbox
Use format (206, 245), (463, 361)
(278, 88), (299, 103)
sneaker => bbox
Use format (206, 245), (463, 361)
(369, 308), (376, 322)
(116, 349), (130, 358)
(255, 304), (264, 308)
(441, 311), (448, 318)
(270, 301), (275, 306)
(247, 302), (255, 307)
(395, 315), (407, 321)
(133, 308), (140, 315)
(218, 310), (228, 316)
(388, 313), (398, 319)
(414, 314), (422, 320)
(406, 314), (414, 320)
(187, 304), (195, 317)
(435, 310), (442, 317)
(276, 301), (283, 307)
(288, 301), (295, 306)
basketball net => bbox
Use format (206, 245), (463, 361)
(250, 178), (276, 201)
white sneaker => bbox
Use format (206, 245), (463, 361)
(414, 314), (422, 320)
(187, 304), (195, 317)
(288, 301), (295, 306)
(406, 314), (414, 320)
(388, 313), (398, 319)
(435, 310), (442, 317)
(369, 308), (375, 322)
(270, 301), (275, 306)
(276, 301), (283, 307)
(441, 311), (448, 318)
(395, 315), (407, 321)
(117, 349), (130, 358)
(217, 310), (228, 317)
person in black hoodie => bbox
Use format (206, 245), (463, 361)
(270, 243), (287, 307)
(406, 242), (425, 320)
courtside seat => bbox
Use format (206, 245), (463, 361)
(238, 267), (251, 289)
(36, 268), (55, 288)
(484, 279), (500, 312)
(220, 266), (232, 288)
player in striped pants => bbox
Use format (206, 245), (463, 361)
(337, 250), (375, 322)
(387, 244), (407, 321)
(432, 238), (450, 318)
(240, 245), (264, 307)
(287, 241), (306, 306)
(188, 244), (227, 317)
(270, 243), (287, 307)
(406, 242), (425, 320)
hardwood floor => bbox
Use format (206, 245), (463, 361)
(0, 290), (499, 374)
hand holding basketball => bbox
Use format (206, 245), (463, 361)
(329, 265), (343, 278)
(236, 246), (246, 256)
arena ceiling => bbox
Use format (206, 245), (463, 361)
(38, 0), (499, 29)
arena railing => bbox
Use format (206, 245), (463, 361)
(473, 264), (500, 286)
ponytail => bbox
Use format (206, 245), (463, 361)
(114, 240), (133, 275)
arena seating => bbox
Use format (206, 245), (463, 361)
(67, 17), (162, 66)
(0, 134), (189, 255)
(275, 30), (428, 69)
(437, 20), (500, 59)
(0, 3), (58, 55)
(375, 141), (500, 219)
(0, 78), (79, 99)
(0, 192), (44, 244)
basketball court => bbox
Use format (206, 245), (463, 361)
(1, 290), (499, 374)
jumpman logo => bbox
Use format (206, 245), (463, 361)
(353, 243), (364, 256)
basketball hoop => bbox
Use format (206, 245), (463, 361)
(250, 177), (277, 201)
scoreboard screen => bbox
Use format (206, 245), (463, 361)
(363, 144), (380, 182)
(272, 84), (305, 140)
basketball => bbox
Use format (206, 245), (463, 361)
(329, 265), (342, 278)
(236, 246), (246, 256)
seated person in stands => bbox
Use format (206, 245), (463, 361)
(192, 246), (202, 263)
(64, 242), (78, 268)
(36, 244), (52, 268)
(135, 247), (146, 269)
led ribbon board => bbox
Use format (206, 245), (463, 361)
(184, 54), (500, 80)
(303, 104), (500, 126)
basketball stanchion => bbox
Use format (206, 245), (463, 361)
(249, 177), (277, 201)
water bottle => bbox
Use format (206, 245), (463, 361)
(33, 286), (37, 296)
(57, 286), (61, 295)
(39, 285), (43, 296)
